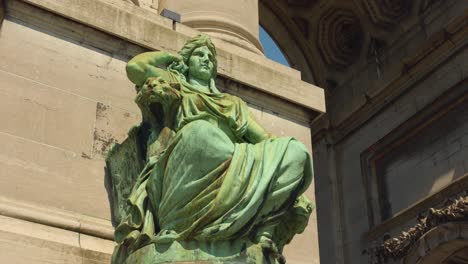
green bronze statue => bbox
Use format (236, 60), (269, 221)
(106, 35), (314, 264)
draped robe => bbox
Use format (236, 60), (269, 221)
(111, 71), (313, 262)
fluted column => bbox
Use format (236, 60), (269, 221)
(159, 0), (263, 54)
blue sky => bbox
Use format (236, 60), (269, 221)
(259, 25), (290, 67)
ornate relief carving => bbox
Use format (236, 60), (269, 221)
(370, 194), (468, 263)
(317, 8), (364, 70)
(362, 0), (410, 28)
(419, 0), (442, 14)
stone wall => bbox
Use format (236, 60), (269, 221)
(312, 0), (468, 262)
(0, 0), (324, 263)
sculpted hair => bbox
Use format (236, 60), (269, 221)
(168, 34), (217, 80)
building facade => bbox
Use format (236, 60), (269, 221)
(0, 0), (467, 263)
(273, 0), (467, 263)
(0, 0), (324, 263)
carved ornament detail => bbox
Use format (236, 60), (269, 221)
(369, 194), (468, 263)
(362, 0), (410, 27)
(317, 8), (364, 70)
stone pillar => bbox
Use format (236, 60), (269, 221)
(159, 0), (263, 54)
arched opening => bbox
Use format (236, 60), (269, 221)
(404, 222), (468, 264)
(258, 0), (318, 84)
(259, 25), (290, 67)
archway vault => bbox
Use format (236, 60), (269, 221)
(258, 0), (424, 90)
(259, 0), (321, 85)
(405, 222), (468, 264)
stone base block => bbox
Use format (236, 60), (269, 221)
(0, 214), (113, 264)
(125, 240), (276, 264)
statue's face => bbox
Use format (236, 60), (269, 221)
(188, 46), (214, 82)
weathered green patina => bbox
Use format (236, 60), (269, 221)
(106, 35), (314, 264)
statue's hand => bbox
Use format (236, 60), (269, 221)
(170, 53), (183, 64)
(157, 51), (182, 66)
(167, 53), (187, 74)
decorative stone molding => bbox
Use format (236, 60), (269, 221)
(369, 193), (468, 263)
(362, 0), (410, 28)
(317, 8), (364, 70)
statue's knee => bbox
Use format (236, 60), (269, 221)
(183, 120), (217, 141)
(182, 120), (233, 156)
(184, 120), (213, 134)
(286, 140), (308, 165)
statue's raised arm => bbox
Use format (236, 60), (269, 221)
(108, 34), (314, 264)
(126, 51), (182, 87)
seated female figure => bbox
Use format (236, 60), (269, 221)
(109, 35), (314, 264)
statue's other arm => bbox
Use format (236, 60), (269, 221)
(126, 51), (181, 87)
(244, 112), (276, 144)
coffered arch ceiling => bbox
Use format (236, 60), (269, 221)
(259, 0), (436, 88)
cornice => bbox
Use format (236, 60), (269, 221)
(312, 13), (468, 143)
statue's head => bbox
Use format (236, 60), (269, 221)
(168, 34), (217, 82)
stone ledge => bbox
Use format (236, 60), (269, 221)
(0, 214), (113, 264)
(0, 196), (114, 240)
(16, 0), (325, 114)
(126, 240), (265, 264)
